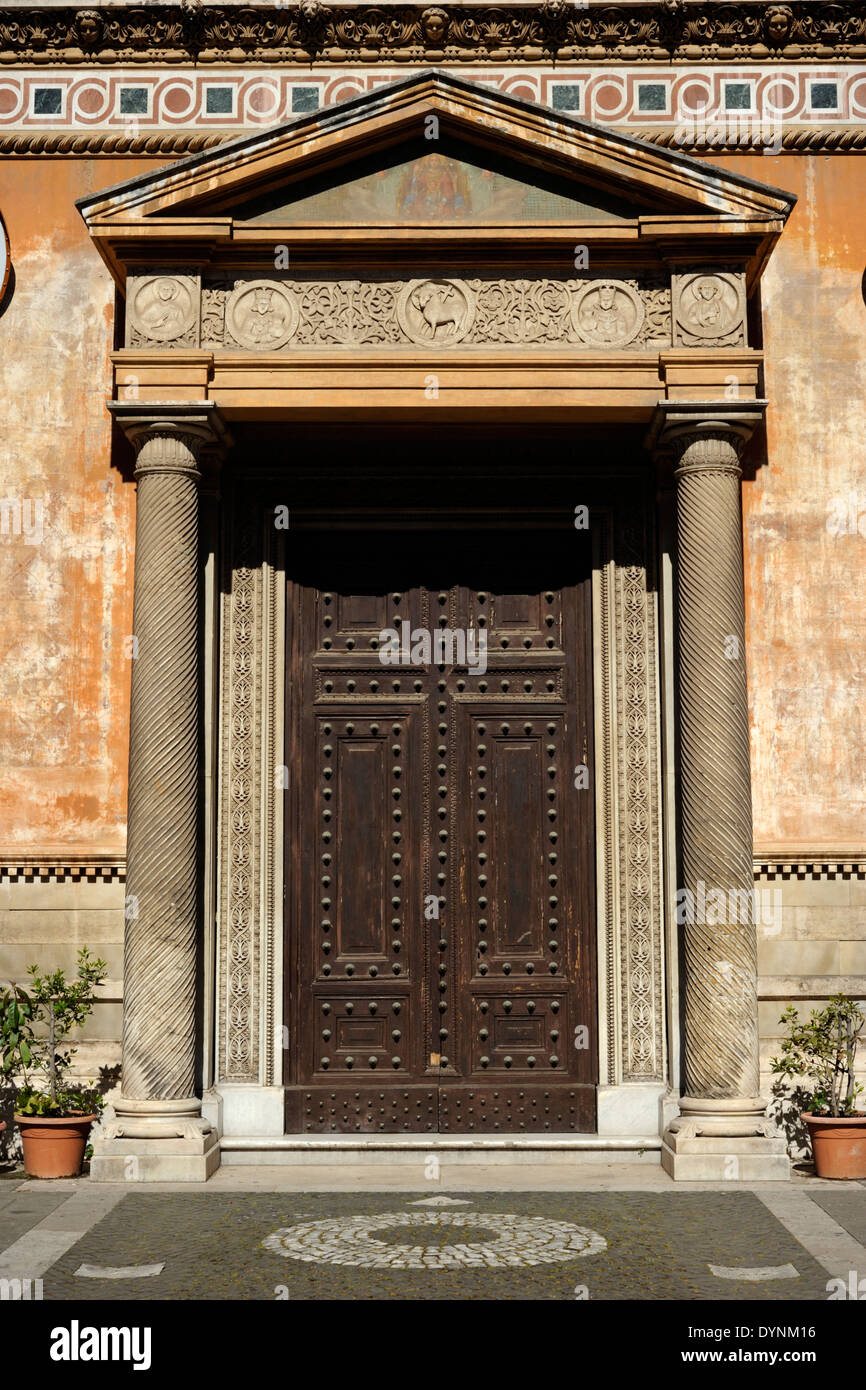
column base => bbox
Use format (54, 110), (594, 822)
(89, 1095), (221, 1182)
(661, 1128), (790, 1181)
(90, 1131), (220, 1183)
(662, 1100), (789, 1180)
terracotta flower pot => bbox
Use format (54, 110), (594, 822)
(802, 1112), (866, 1180)
(14, 1113), (96, 1179)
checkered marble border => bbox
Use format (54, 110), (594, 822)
(2, 64), (865, 130)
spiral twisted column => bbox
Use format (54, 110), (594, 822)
(102, 405), (227, 1153)
(667, 420), (764, 1126)
(123, 426), (203, 1110)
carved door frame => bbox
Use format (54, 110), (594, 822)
(214, 457), (669, 1135)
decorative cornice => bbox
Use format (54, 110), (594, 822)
(2, 4), (866, 67)
(4, 125), (864, 158)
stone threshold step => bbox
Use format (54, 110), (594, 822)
(220, 1135), (662, 1165)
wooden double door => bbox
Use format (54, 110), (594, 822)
(283, 523), (597, 1132)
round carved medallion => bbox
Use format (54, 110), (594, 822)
(397, 278), (475, 346)
(676, 273), (741, 341)
(571, 279), (644, 347)
(226, 280), (299, 350)
(130, 275), (197, 344)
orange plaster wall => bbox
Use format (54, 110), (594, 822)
(715, 154), (866, 852)
(0, 158), (161, 853)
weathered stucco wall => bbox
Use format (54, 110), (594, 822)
(719, 153), (866, 854)
(0, 158), (162, 854)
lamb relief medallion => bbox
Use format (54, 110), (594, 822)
(226, 280), (300, 350)
(571, 280), (644, 347)
(397, 278), (476, 346)
(129, 275), (198, 344)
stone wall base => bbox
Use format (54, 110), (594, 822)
(596, 1083), (670, 1136)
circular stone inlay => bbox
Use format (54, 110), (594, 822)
(262, 1211), (607, 1269)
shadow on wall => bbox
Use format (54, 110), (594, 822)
(767, 1080), (813, 1161)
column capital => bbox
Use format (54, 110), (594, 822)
(108, 401), (231, 480)
(645, 399), (766, 472)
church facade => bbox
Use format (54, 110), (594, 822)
(0, 2), (864, 1182)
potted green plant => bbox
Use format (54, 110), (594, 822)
(771, 994), (866, 1179)
(0, 948), (107, 1178)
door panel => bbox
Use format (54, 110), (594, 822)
(283, 526), (596, 1133)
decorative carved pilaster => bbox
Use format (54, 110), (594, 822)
(613, 507), (665, 1081)
(660, 412), (765, 1122)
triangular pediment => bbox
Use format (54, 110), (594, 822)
(77, 70), (795, 282)
(233, 137), (646, 226)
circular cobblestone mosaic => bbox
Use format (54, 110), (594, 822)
(262, 1211), (607, 1269)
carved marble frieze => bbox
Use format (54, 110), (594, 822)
(4, 4), (866, 67)
(127, 272), (681, 352)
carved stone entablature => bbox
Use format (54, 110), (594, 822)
(127, 269), (200, 348)
(141, 273), (673, 352)
(672, 269), (747, 348)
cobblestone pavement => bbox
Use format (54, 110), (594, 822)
(18, 1190), (837, 1301)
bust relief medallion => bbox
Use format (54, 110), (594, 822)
(571, 279), (645, 347)
(226, 280), (300, 350)
(673, 271), (746, 348)
(129, 275), (198, 345)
